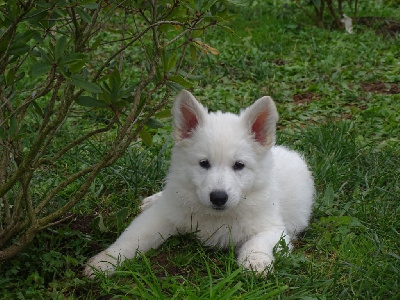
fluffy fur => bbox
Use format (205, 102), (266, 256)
(83, 90), (314, 278)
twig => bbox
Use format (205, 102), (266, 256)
(38, 122), (115, 166)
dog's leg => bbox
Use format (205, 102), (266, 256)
(237, 230), (291, 274)
(140, 191), (163, 211)
(83, 203), (175, 278)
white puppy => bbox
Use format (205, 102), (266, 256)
(84, 90), (314, 277)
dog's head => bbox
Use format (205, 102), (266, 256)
(170, 90), (279, 212)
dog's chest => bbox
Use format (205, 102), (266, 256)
(193, 219), (238, 248)
(187, 213), (265, 248)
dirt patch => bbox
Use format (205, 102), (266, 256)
(273, 58), (286, 66)
(357, 17), (400, 37)
(69, 215), (96, 234)
(150, 242), (227, 278)
(293, 92), (321, 105)
(52, 213), (95, 234)
(51, 213), (104, 252)
(361, 82), (400, 94)
(151, 251), (190, 278)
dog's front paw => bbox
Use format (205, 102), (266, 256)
(140, 192), (162, 211)
(237, 251), (274, 275)
(83, 251), (118, 279)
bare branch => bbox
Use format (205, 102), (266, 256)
(93, 20), (185, 82)
(35, 165), (96, 214)
(0, 225), (39, 261)
(38, 122), (115, 166)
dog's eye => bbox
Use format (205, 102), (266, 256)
(233, 161), (245, 171)
(199, 159), (211, 169)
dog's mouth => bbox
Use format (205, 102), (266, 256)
(211, 205), (227, 211)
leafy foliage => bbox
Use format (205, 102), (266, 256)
(0, 0), (229, 260)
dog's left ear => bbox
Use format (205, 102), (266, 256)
(241, 96), (279, 148)
(172, 90), (207, 141)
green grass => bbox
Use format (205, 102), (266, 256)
(1, 1), (400, 299)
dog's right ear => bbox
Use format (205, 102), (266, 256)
(241, 96), (279, 148)
(172, 90), (206, 141)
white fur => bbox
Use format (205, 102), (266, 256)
(83, 90), (314, 278)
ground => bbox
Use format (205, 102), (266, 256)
(1, 1), (399, 298)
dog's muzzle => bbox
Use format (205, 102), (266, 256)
(210, 190), (228, 210)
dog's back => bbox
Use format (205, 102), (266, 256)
(271, 146), (314, 237)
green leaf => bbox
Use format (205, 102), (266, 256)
(165, 7), (188, 22)
(91, 38), (102, 51)
(9, 42), (30, 56)
(37, 47), (53, 63)
(0, 31), (12, 52)
(60, 53), (88, 74)
(168, 75), (193, 88)
(58, 64), (69, 79)
(0, 127), (7, 139)
(6, 69), (15, 85)
(201, 0), (219, 12)
(146, 118), (164, 129)
(190, 44), (198, 61)
(155, 66), (164, 82)
(60, 53), (87, 64)
(55, 36), (67, 61)
(81, 3), (98, 10)
(155, 109), (171, 119)
(7, 1), (20, 21)
(204, 15), (228, 23)
(9, 116), (18, 137)
(139, 129), (153, 147)
(98, 89), (111, 104)
(14, 71), (26, 84)
(28, 62), (52, 77)
(13, 30), (38, 44)
(96, 214), (108, 233)
(166, 53), (178, 72)
(68, 60), (86, 74)
(184, 0), (196, 10)
(109, 70), (121, 91)
(191, 29), (204, 39)
(24, 8), (48, 23)
(70, 75), (102, 93)
(166, 81), (184, 92)
(35, 1), (53, 8)
(75, 96), (108, 108)
(112, 207), (129, 225)
(32, 101), (44, 118)
(76, 7), (92, 23)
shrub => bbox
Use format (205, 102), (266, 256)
(292, 0), (359, 28)
(0, 0), (231, 260)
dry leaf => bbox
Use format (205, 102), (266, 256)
(193, 40), (220, 55)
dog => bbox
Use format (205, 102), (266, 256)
(83, 90), (314, 278)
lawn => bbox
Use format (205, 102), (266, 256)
(1, 1), (399, 299)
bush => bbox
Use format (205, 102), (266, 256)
(0, 0), (232, 260)
(292, 0), (359, 28)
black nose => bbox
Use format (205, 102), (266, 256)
(210, 190), (228, 207)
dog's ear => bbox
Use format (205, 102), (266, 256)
(173, 90), (207, 141)
(241, 96), (279, 147)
